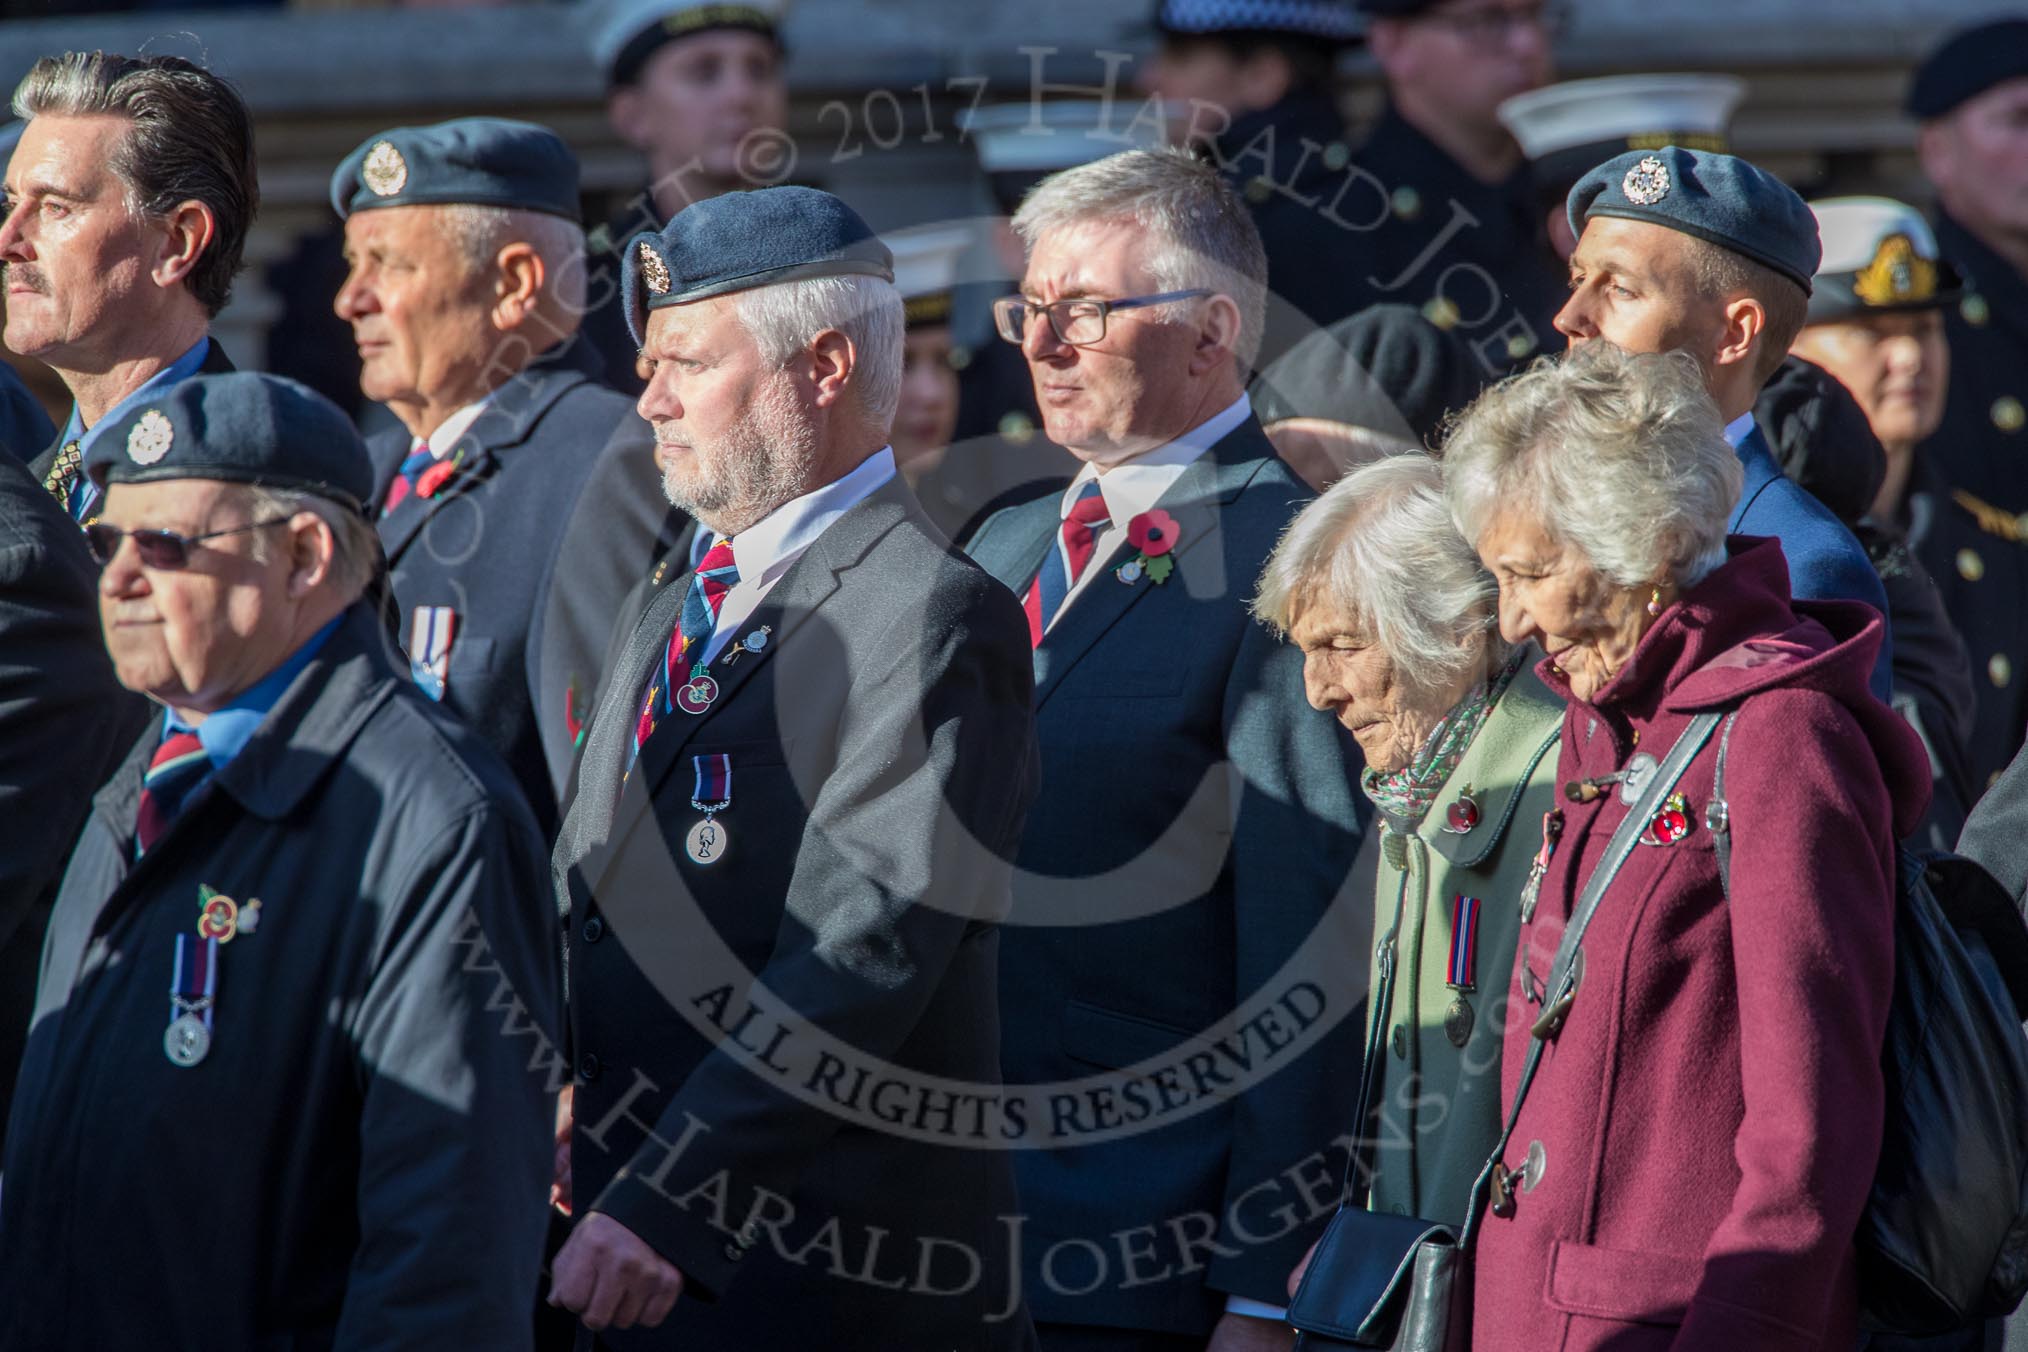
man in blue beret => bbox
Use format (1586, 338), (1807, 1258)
(550, 185), (1038, 1350)
(3, 52), (248, 524)
(0, 371), (561, 1350)
(1909, 18), (2028, 548)
(331, 117), (684, 843)
(580, 0), (793, 394)
(1558, 144), (1893, 697)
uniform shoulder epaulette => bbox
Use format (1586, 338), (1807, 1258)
(1951, 487), (2028, 544)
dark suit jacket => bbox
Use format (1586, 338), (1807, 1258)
(1, 604), (559, 1351)
(966, 417), (1370, 1335)
(0, 364), (53, 465)
(369, 340), (685, 839)
(555, 473), (1041, 1351)
(0, 455), (149, 1131)
(26, 337), (234, 487)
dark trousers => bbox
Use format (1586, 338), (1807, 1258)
(1036, 1323), (1203, 1352)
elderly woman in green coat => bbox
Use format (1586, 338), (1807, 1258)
(1256, 451), (1563, 1225)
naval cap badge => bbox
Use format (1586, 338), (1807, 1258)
(361, 140), (408, 197)
(638, 240), (672, 296)
(1621, 155), (1672, 207)
(127, 408), (174, 465)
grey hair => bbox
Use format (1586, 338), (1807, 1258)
(732, 272), (905, 434)
(1254, 452), (1503, 696)
(438, 204), (589, 318)
(1442, 343), (1743, 591)
(1013, 146), (1269, 370)
(240, 485), (380, 599)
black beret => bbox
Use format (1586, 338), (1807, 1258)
(1153, 0), (1361, 40)
(331, 118), (580, 222)
(1251, 304), (1481, 447)
(1568, 146), (1820, 294)
(91, 372), (375, 515)
(1906, 18), (2028, 120)
(1752, 355), (1886, 529)
(622, 186), (893, 346)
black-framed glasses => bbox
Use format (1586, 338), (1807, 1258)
(1414, 0), (1570, 46)
(85, 517), (295, 570)
(993, 289), (1212, 347)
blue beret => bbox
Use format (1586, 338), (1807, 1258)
(1906, 18), (2028, 119)
(331, 118), (580, 222)
(1154, 0), (1360, 41)
(621, 186), (893, 346)
(1568, 146), (1819, 295)
(91, 372), (375, 515)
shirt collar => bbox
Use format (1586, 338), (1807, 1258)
(1063, 392), (1250, 526)
(165, 616), (343, 769)
(1722, 411), (1755, 448)
(64, 337), (211, 452)
(727, 446), (897, 587)
(423, 395), (494, 460)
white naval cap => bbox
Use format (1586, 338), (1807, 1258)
(585, 0), (789, 87)
(962, 100), (1177, 211)
(884, 225), (975, 327)
(1807, 195), (1962, 322)
(1498, 73), (1745, 188)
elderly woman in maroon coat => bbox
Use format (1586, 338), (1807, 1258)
(1440, 342), (1930, 1351)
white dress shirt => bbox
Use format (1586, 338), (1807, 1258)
(1041, 392), (1252, 635)
(421, 396), (494, 459)
(697, 446), (898, 667)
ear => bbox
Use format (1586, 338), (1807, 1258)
(1712, 294), (1766, 376)
(1187, 292), (1244, 378)
(1916, 120), (1954, 194)
(283, 512), (337, 598)
(151, 200), (216, 293)
(804, 327), (857, 409)
(1365, 17), (1407, 69)
(608, 87), (650, 152)
(490, 241), (546, 330)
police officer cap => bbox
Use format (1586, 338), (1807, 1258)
(91, 372), (375, 516)
(1807, 196), (1963, 325)
(331, 118), (580, 222)
(622, 186), (894, 346)
(1568, 146), (1819, 295)
(1252, 304), (1480, 447)
(1906, 18), (2028, 120)
(1153, 0), (1361, 41)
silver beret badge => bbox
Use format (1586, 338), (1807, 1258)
(637, 240), (672, 296)
(127, 409), (174, 466)
(1621, 155), (1672, 207)
(361, 140), (409, 197)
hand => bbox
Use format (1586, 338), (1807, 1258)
(550, 1087), (573, 1214)
(548, 1211), (685, 1332)
(1205, 1311), (1296, 1352)
(1287, 1235), (1319, 1299)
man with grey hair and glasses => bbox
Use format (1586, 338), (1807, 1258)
(966, 146), (1367, 1352)
(3, 51), (247, 523)
(330, 117), (682, 841)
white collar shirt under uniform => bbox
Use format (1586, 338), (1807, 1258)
(698, 446), (897, 667)
(420, 396), (493, 459)
(1043, 392), (1251, 634)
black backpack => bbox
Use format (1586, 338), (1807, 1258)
(1716, 719), (2028, 1333)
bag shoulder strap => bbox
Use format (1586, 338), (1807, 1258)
(1713, 710), (1739, 898)
(1456, 709), (1725, 1246)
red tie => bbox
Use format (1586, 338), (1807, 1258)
(631, 536), (740, 765)
(1023, 481), (1112, 645)
(135, 730), (208, 856)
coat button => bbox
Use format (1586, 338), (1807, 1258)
(1391, 185), (1422, 220)
(1995, 396), (2026, 434)
(582, 916), (605, 944)
(1959, 548), (1987, 582)
(1390, 1025), (1407, 1059)
(578, 1052), (602, 1083)
(724, 1241), (745, 1261)
(1992, 654), (2014, 689)
(1963, 293), (1990, 326)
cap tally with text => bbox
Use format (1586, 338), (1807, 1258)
(622, 185), (894, 345)
(1905, 18), (2028, 120)
(1806, 196), (1963, 324)
(1500, 74), (1745, 193)
(331, 118), (580, 222)
(885, 226), (973, 329)
(963, 100), (1175, 213)
(92, 372), (375, 515)
(1151, 0), (1361, 41)
(589, 0), (787, 87)
(1568, 145), (1820, 295)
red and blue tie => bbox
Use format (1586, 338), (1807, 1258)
(135, 730), (209, 857)
(1024, 480), (1111, 645)
(631, 537), (740, 765)
(380, 439), (435, 514)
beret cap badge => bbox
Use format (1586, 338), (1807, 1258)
(1621, 155), (1672, 207)
(1853, 234), (1937, 307)
(126, 409), (174, 466)
(637, 240), (672, 296)
(361, 141), (409, 197)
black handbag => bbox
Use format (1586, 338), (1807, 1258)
(1287, 712), (1724, 1351)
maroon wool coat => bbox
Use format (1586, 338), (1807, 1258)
(1469, 537), (1931, 1352)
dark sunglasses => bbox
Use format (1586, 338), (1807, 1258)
(84, 517), (294, 570)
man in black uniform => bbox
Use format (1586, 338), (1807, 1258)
(0, 372), (559, 1351)
(1909, 19), (2028, 519)
(331, 117), (682, 839)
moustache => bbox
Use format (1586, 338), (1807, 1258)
(3, 262), (46, 294)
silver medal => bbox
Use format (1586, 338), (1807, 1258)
(686, 816), (729, 865)
(164, 1012), (211, 1067)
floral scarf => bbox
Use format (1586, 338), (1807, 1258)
(1360, 647), (1527, 829)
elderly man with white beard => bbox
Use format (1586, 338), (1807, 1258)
(548, 185), (1042, 1351)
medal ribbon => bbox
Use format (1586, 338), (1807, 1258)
(169, 932), (219, 1030)
(692, 753), (732, 810)
(1447, 894), (1479, 991)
